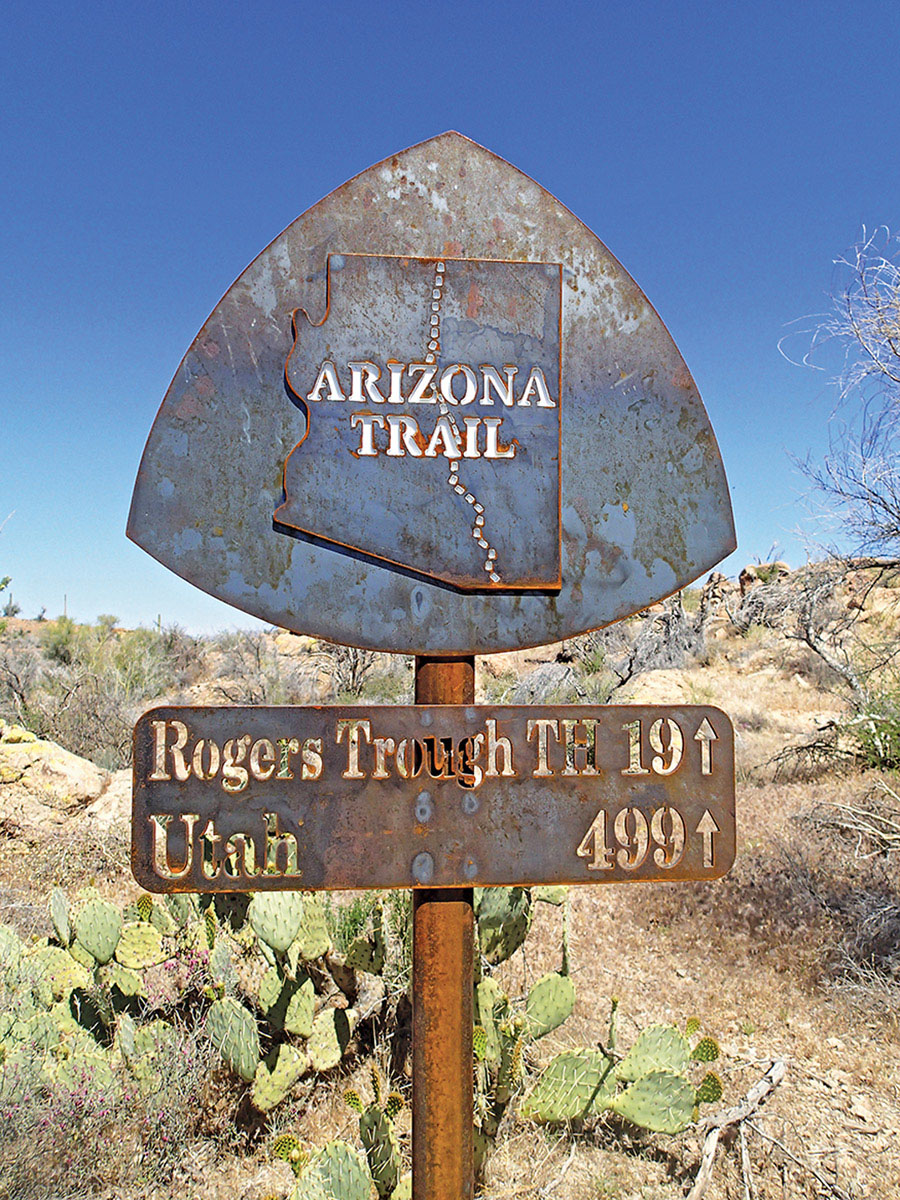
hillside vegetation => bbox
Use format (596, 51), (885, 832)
(1, 565), (899, 1200)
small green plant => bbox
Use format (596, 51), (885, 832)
(521, 1003), (723, 1134)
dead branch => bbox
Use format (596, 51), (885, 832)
(745, 1120), (853, 1200)
(686, 1058), (786, 1200)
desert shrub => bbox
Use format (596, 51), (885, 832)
(316, 641), (379, 699)
(211, 630), (321, 705)
(0, 618), (205, 769)
(848, 694), (900, 769)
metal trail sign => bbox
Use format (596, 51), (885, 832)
(133, 704), (734, 892)
(127, 131), (734, 654)
(128, 133), (737, 1200)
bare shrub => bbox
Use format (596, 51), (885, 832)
(565, 587), (722, 698)
(0, 619), (206, 769)
(211, 630), (321, 705)
(315, 641), (379, 699)
(0, 1023), (230, 1200)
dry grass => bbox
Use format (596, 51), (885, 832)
(3, 596), (900, 1198)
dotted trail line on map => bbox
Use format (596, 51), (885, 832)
(424, 261), (500, 584)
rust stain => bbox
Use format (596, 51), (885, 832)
(444, 240), (463, 257)
(175, 392), (203, 420)
(466, 283), (484, 319)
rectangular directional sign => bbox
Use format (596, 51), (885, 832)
(133, 704), (734, 893)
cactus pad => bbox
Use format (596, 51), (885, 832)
(476, 887), (533, 965)
(290, 1140), (370, 1200)
(389, 1175), (411, 1200)
(206, 996), (260, 1082)
(696, 1071), (724, 1104)
(473, 1025), (488, 1062)
(308, 1008), (351, 1072)
(685, 1016), (701, 1037)
(607, 1069), (696, 1133)
(532, 885), (568, 905)
(690, 1036), (720, 1063)
(474, 977), (507, 1065)
(49, 888), (70, 947)
(164, 892), (199, 927)
(525, 971), (576, 1039)
(252, 1043), (309, 1111)
(344, 1088), (364, 1114)
(616, 1024), (691, 1082)
(115, 922), (167, 970)
(272, 1132), (307, 1176)
(107, 962), (144, 997)
(30, 945), (89, 1001)
(520, 1049), (615, 1122)
(73, 898), (122, 965)
(259, 967), (316, 1037)
(360, 1103), (402, 1199)
(292, 895), (331, 962)
(249, 892), (305, 953)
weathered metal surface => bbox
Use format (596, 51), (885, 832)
(412, 657), (474, 1200)
(127, 132), (735, 654)
(277, 254), (562, 590)
(132, 704), (735, 892)
(413, 889), (474, 1200)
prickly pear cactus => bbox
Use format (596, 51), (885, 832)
(520, 1049), (615, 1122)
(252, 1043), (309, 1112)
(524, 971), (576, 1039)
(249, 892), (305, 954)
(115, 922), (167, 970)
(73, 896), (122, 965)
(206, 996), (260, 1082)
(615, 1023), (691, 1083)
(289, 1140), (370, 1200)
(607, 1069), (696, 1134)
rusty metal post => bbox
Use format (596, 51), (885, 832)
(413, 656), (475, 1200)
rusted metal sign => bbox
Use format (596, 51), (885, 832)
(132, 704), (735, 893)
(127, 132), (735, 653)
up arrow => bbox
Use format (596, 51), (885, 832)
(695, 810), (720, 868)
(693, 717), (718, 775)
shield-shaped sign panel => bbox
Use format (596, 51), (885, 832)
(128, 133), (735, 654)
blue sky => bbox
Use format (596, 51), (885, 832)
(2, 1), (899, 632)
